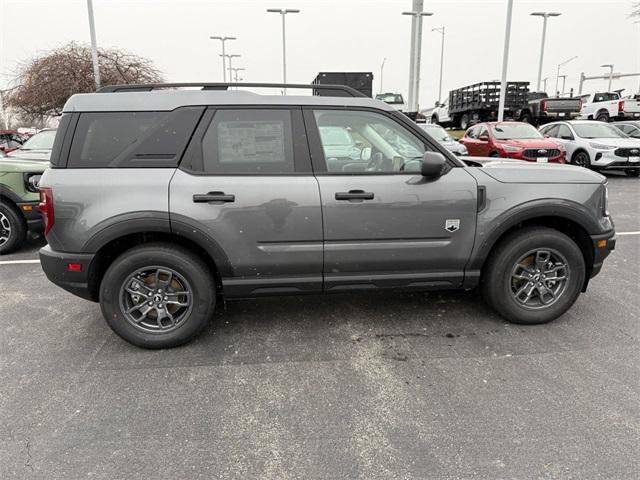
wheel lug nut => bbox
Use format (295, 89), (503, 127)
(164, 296), (168, 300)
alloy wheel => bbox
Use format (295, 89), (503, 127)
(0, 211), (12, 247)
(119, 266), (193, 333)
(510, 249), (570, 309)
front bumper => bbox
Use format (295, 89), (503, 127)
(39, 245), (96, 301)
(592, 150), (640, 170)
(16, 201), (43, 233)
(589, 230), (616, 280)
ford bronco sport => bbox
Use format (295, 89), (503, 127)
(38, 83), (616, 348)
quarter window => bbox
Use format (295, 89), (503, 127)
(201, 109), (295, 174)
(313, 110), (428, 174)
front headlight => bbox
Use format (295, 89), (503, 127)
(24, 173), (41, 193)
(589, 142), (616, 150)
(502, 144), (523, 152)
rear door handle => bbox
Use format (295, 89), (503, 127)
(193, 191), (236, 203)
(335, 190), (374, 201)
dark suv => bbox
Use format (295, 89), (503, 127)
(39, 83), (616, 348)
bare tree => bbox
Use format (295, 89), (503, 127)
(633, 1), (640, 17)
(5, 42), (162, 118)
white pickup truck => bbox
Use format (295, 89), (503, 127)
(578, 91), (640, 122)
(422, 101), (454, 128)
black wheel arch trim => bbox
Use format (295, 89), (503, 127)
(467, 198), (605, 273)
(0, 185), (23, 205)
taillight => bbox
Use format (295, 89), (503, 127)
(618, 100), (624, 113)
(39, 187), (55, 235)
(541, 99), (547, 112)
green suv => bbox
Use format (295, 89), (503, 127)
(0, 151), (46, 254)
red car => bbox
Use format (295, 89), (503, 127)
(459, 121), (566, 163)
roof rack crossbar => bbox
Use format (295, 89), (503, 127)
(98, 82), (367, 97)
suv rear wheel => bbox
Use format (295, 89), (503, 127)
(99, 243), (216, 348)
(481, 227), (585, 325)
(0, 203), (27, 255)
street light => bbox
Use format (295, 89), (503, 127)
(601, 64), (614, 91)
(86, 0), (101, 90)
(220, 54), (241, 82)
(542, 76), (549, 92)
(267, 8), (300, 94)
(497, 0), (514, 121)
(210, 36), (236, 82)
(530, 12), (561, 92)
(402, 9), (434, 112)
(231, 67), (246, 83)
(556, 55), (578, 95)
(379, 58), (386, 94)
(432, 26), (445, 103)
(557, 74), (567, 95)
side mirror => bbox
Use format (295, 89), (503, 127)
(360, 147), (372, 162)
(434, 101), (440, 107)
(421, 152), (447, 178)
(543, 134), (550, 138)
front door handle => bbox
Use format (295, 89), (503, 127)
(335, 190), (375, 201)
(193, 191), (236, 203)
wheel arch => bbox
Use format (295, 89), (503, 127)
(571, 148), (591, 163)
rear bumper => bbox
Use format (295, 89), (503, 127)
(589, 230), (616, 280)
(39, 245), (96, 301)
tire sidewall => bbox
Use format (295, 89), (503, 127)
(484, 230), (585, 324)
(100, 246), (215, 348)
(0, 203), (26, 255)
(572, 151), (591, 169)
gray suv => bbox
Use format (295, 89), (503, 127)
(39, 83), (616, 348)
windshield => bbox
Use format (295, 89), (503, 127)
(421, 125), (451, 142)
(491, 123), (542, 140)
(573, 123), (627, 139)
(319, 127), (354, 146)
(20, 130), (57, 150)
(375, 94), (404, 104)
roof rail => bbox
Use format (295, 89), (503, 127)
(98, 82), (367, 98)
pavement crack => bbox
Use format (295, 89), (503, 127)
(24, 439), (34, 471)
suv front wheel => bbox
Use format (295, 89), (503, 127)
(481, 227), (585, 325)
(100, 243), (216, 348)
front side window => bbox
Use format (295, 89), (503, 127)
(313, 110), (427, 174)
(540, 124), (558, 137)
(573, 123), (627, 139)
(201, 109), (295, 174)
(556, 124), (573, 139)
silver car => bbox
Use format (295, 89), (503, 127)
(419, 124), (468, 156)
(539, 120), (640, 177)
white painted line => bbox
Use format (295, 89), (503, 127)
(617, 231), (640, 236)
(0, 259), (40, 265)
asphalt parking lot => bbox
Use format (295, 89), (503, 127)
(1, 174), (638, 479)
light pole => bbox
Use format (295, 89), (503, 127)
(210, 36), (236, 82)
(556, 56), (578, 95)
(379, 58), (386, 94)
(86, 0), (101, 90)
(542, 77), (549, 92)
(403, 4), (434, 113)
(530, 12), (561, 92)
(601, 64), (614, 91)
(558, 75), (567, 95)
(267, 8), (300, 94)
(231, 67), (246, 83)
(220, 54), (241, 83)
(497, 0), (514, 122)
(432, 26), (445, 103)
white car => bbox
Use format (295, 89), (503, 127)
(375, 93), (407, 112)
(539, 120), (640, 177)
(422, 100), (453, 127)
(578, 92), (640, 122)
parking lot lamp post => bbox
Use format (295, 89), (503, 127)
(497, 0), (514, 122)
(542, 77), (549, 92)
(86, 0), (101, 90)
(267, 8), (300, 94)
(530, 12), (561, 92)
(601, 64), (614, 91)
(556, 56), (578, 95)
(220, 54), (241, 83)
(558, 75), (567, 95)
(379, 58), (386, 94)
(403, 7), (434, 113)
(231, 67), (245, 83)
(432, 26), (445, 103)
(210, 36), (237, 82)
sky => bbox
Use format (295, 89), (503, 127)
(1, 0), (639, 109)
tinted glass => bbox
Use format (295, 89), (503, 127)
(573, 123), (627, 139)
(420, 125), (450, 142)
(313, 109), (427, 174)
(201, 109), (294, 174)
(21, 130), (56, 150)
(68, 108), (203, 168)
(556, 124), (573, 139)
(593, 93), (618, 102)
(540, 124), (558, 137)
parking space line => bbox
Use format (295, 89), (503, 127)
(617, 231), (640, 236)
(0, 259), (41, 265)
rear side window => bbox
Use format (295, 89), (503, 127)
(67, 107), (203, 168)
(201, 109), (295, 174)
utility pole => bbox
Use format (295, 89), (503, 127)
(267, 8), (300, 94)
(601, 64), (614, 91)
(86, 0), (101, 90)
(432, 26), (445, 103)
(497, 0), (514, 122)
(379, 58), (386, 94)
(403, 2), (433, 113)
(210, 36), (236, 82)
(530, 12), (561, 91)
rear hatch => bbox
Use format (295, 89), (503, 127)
(623, 96), (640, 116)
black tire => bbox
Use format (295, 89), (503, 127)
(431, 115), (438, 125)
(0, 202), (27, 255)
(99, 243), (216, 348)
(625, 169), (640, 177)
(481, 227), (585, 325)
(520, 111), (533, 124)
(489, 151), (500, 158)
(595, 111), (610, 122)
(572, 150), (591, 169)
(460, 114), (471, 131)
